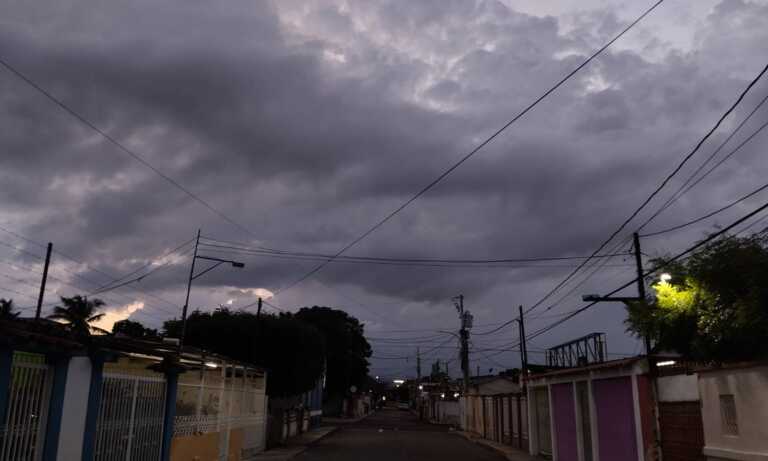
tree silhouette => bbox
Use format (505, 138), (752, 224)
(163, 308), (326, 397)
(294, 306), (372, 399)
(113, 319), (158, 338)
(627, 234), (768, 361)
(48, 295), (106, 337)
(0, 298), (19, 320)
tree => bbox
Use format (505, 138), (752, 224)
(48, 295), (106, 337)
(113, 319), (158, 338)
(293, 306), (372, 398)
(0, 298), (19, 320)
(163, 308), (326, 397)
(626, 235), (768, 361)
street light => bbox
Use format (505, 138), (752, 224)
(179, 230), (245, 349)
(660, 273), (672, 283)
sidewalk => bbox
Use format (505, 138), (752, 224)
(248, 426), (338, 461)
(451, 431), (542, 461)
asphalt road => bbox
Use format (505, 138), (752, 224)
(295, 409), (505, 461)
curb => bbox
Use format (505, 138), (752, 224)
(450, 430), (541, 461)
(287, 426), (340, 459)
(249, 426), (340, 461)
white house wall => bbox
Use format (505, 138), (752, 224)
(699, 365), (768, 461)
(657, 374), (699, 402)
(56, 356), (92, 461)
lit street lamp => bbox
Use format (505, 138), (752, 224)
(179, 229), (245, 349)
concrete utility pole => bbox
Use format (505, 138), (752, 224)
(518, 305), (528, 391)
(34, 242), (52, 321)
(180, 229), (245, 350)
(455, 295), (471, 393)
(581, 232), (652, 356)
(180, 230), (201, 349)
(416, 347), (421, 381)
(633, 232), (652, 356)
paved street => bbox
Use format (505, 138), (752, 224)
(295, 409), (506, 461)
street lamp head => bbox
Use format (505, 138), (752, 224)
(231, 261), (245, 268)
(582, 294), (601, 302)
(660, 273), (672, 283)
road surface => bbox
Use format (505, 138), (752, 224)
(295, 408), (505, 461)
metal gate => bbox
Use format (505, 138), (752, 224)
(0, 352), (53, 461)
(659, 401), (705, 461)
(94, 372), (166, 461)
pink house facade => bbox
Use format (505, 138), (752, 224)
(526, 357), (656, 461)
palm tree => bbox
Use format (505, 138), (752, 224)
(0, 298), (19, 320)
(47, 295), (106, 336)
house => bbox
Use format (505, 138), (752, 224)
(697, 361), (768, 461)
(526, 357), (656, 461)
(460, 373), (527, 449)
(0, 318), (268, 461)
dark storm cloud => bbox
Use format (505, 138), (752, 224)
(2, 0), (768, 375)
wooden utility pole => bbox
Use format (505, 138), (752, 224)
(35, 242), (52, 321)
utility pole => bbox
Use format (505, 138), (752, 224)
(416, 347), (421, 381)
(633, 232), (652, 356)
(454, 295), (471, 393)
(518, 305), (528, 390)
(178, 230), (245, 351)
(581, 233), (652, 356)
(256, 297), (263, 318)
(35, 243), (52, 321)
(179, 230), (201, 350)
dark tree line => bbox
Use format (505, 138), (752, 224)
(162, 306), (371, 398)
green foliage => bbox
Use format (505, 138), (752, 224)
(0, 298), (19, 320)
(626, 235), (768, 361)
(293, 306), (371, 398)
(113, 319), (158, 338)
(47, 295), (106, 337)
(162, 308), (326, 397)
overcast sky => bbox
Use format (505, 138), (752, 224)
(1, 0), (767, 379)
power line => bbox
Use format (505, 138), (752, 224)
(372, 336), (457, 360)
(525, 62), (768, 315)
(92, 238), (195, 291)
(636, 92), (768, 231)
(0, 228), (184, 316)
(641, 179), (768, 237)
(524, 198), (768, 343)
(90, 245), (195, 295)
(0, 58), (269, 242)
(199, 237), (630, 265)
(267, 0), (667, 295)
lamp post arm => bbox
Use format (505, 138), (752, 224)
(191, 261), (225, 281)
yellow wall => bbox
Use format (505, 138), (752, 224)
(170, 433), (220, 461)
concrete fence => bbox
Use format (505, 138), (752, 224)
(460, 393), (528, 450)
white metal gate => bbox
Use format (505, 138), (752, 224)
(0, 352), (53, 461)
(93, 373), (166, 461)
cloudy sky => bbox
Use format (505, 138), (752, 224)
(1, 0), (767, 379)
